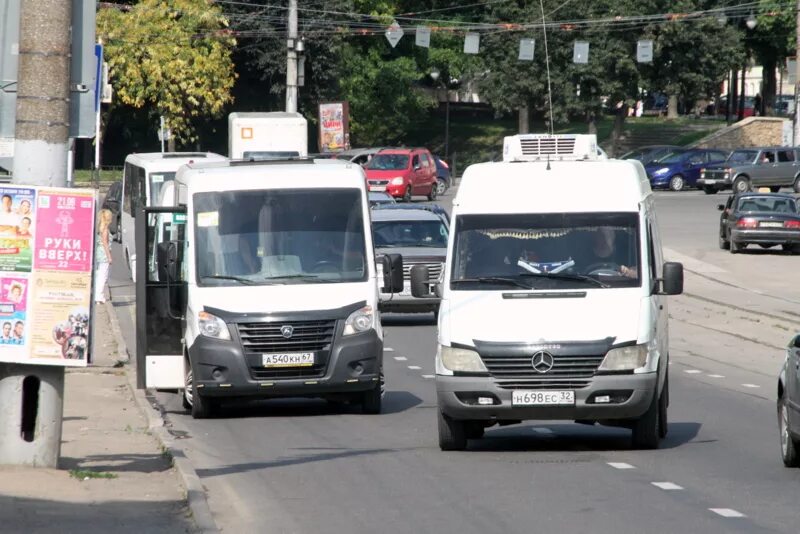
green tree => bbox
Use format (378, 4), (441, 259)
(752, 1), (796, 114)
(97, 0), (236, 147)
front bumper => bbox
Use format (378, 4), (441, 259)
(437, 372), (657, 421)
(379, 294), (440, 313)
(188, 330), (382, 398)
(368, 182), (406, 197)
(697, 177), (731, 189)
(731, 228), (800, 245)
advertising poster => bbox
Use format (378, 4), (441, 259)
(0, 186), (36, 272)
(28, 271), (91, 365)
(318, 102), (350, 153)
(34, 189), (95, 272)
(0, 275), (29, 362)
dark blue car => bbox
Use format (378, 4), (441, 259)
(645, 148), (729, 191)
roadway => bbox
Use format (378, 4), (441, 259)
(107, 187), (800, 534)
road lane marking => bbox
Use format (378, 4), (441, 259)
(421, 374), (434, 379)
(408, 365), (421, 370)
(707, 374), (725, 378)
(651, 482), (683, 491)
(741, 383), (760, 388)
(393, 356), (407, 361)
(684, 369), (702, 374)
(709, 508), (745, 518)
(607, 462), (635, 470)
(384, 347), (395, 352)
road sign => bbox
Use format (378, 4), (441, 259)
(637, 40), (653, 63)
(519, 39), (535, 61)
(385, 21), (403, 48)
(415, 26), (430, 48)
(464, 33), (480, 55)
(573, 41), (589, 64)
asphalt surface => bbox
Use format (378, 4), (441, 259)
(108, 187), (800, 534)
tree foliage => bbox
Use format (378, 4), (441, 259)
(97, 0), (236, 143)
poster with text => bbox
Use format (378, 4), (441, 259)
(0, 274), (29, 362)
(0, 186), (36, 272)
(28, 271), (91, 365)
(33, 189), (95, 272)
(318, 102), (350, 153)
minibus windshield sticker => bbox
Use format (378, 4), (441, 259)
(151, 174), (165, 183)
(197, 211), (219, 227)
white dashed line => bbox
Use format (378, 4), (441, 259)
(393, 356), (407, 361)
(684, 369), (702, 374)
(741, 383), (760, 389)
(421, 374), (434, 379)
(408, 365), (421, 370)
(651, 482), (683, 491)
(709, 508), (746, 518)
(607, 462), (635, 470)
(532, 427), (554, 435)
(707, 374), (725, 378)
(384, 347), (395, 352)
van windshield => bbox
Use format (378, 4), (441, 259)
(193, 188), (368, 286)
(149, 172), (176, 205)
(451, 212), (641, 290)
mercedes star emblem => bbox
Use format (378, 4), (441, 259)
(280, 325), (294, 339)
(531, 350), (555, 373)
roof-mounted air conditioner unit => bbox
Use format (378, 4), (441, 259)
(502, 134), (599, 162)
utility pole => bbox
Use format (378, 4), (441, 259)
(285, 0), (298, 113)
(0, 0), (72, 467)
(794, 0), (800, 145)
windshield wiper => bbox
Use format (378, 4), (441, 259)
(452, 277), (533, 289)
(200, 275), (257, 285)
(519, 272), (610, 288)
(259, 274), (326, 283)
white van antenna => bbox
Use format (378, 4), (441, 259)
(539, 0), (554, 135)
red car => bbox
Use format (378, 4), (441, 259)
(364, 148), (438, 202)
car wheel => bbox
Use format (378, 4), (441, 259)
(770, 186), (781, 193)
(718, 231), (730, 250)
(702, 186), (718, 195)
(658, 374), (669, 439)
(733, 176), (751, 193)
(438, 409), (467, 451)
(793, 176), (800, 194)
(436, 178), (447, 196)
(361, 379), (382, 414)
(782, 243), (800, 254)
(730, 239), (741, 254)
(427, 182), (438, 201)
(402, 186), (412, 203)
(668, 175), (685, 191)
(778, 395), (800, 467)
(465, 421), (486, 440)
(631, 387), (661, 450)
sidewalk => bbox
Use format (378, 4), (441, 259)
(0, 301), (195, 533)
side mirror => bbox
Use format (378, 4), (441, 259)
(381, 253), (404, 293)
(793, 335), (800, 349)
(717, 204), (725, 211)
(156, 241), (179, 282)
(410, 265), (431, 298)
(660, 262), (683, 295)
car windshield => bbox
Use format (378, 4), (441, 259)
(193, 188), (367, 286)
(367, 154), (409, 171)
(657, 151), (687, 164)
(451, 212), (641, 290)
(149, 172), (176, 205)
(727, 150), (757, 163)
(620, 148), (646, 160)
(373, 219), (449, 248)
(368, 192), (395, 206)
(737, 197), (798, 213)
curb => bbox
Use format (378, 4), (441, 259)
(103, 300), (220, 534)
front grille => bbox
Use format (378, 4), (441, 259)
(482, 354), (604, 390)
(370, 180), (389, 186)
(520, 137), (576, 156)
(704, 170), (728, 180)
(238, 320), (336, 381)
(403, 261), (443, 283)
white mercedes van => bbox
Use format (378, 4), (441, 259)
(411, 134), (684, 450)
(134, 158), (404, 418)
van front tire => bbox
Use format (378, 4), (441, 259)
(361, 382), (382, 414)
(191, 391), (218, 419)
(631, 387), (662, 450)
(438, 410), (467, 451)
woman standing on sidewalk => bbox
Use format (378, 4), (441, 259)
(94, 209), (113, 304)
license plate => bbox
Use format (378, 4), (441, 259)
(703, 179), (717, 184)
(370, 185), (386, 192)
(262, 352), (314, 368)
(760, 221), (783, 228)
(512, 390), (575, 406)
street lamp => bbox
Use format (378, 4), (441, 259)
(746, 13), (757, 30)
(430, 68), (450, 160)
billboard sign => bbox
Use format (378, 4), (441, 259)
(0, 184), (95, 366)
(318, 102), (350, 153)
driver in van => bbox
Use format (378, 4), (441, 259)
(582, 227), (638, 279)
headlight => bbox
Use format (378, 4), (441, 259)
(390, 176), (405, 185)
(598, 344), (648, 372)
(344, 305), (374, 336)
(440, 345), (488, 373)
(653, 167), (669, 175)
(198, 311), (231, 340)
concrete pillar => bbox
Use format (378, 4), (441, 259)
(0, 365), (65, 467)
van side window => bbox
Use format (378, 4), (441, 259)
(647, 223), (657, 284)
(123, 163), (133, 216)
(778, 150), (794, 163)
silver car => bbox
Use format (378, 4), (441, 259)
(372, 207), (448, 314)
(698, 147), (800, 194)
